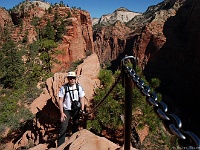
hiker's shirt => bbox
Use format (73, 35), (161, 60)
(58, 84), (85, 110)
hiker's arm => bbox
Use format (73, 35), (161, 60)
(80, 97), (85, 111)
(58, 97), (66, 122)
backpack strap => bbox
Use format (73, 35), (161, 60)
(63, 83), (80, 101)
(63, 83), (69, 101)
(76, 83), (80, 98)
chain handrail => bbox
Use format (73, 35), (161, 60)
(121, 56), (200, 150)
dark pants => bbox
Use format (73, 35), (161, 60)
(57, 109), (80, 147)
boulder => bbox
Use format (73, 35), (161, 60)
(51, 129), (137, 150)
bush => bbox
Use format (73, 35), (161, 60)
(150, 78), (161, 89)
(68, 59), (84, 71)
(0, 87), (34, 132)
(98, 69), (113, 87)
(87, 70), (123, 133)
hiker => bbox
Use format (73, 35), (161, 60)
(57, 71), (85, 147)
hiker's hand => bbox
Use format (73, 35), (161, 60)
(79, 110), (85, 115)
(60, 112), (67, 122)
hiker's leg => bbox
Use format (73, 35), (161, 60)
(72, 110), (80, 133)
(57, 110), (71, 147)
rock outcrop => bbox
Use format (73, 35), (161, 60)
(53, 8), (94, 72)
(52, 129), (136, 150)
(30, 129), (137, 150)
(0, 7), (12, 27)
(93, 20), (132, 68)
(0, 7), (13, 40)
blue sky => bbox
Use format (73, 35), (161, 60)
(0, 0), (163, 18)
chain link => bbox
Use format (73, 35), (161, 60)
(122, 63), (200, 150)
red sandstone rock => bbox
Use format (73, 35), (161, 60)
(76, 53), (101, 102)
(0, 8), (13, 29)
(29, 144), (48, 150)
(93, 21), (131, 63)
(53, 129), (137, 150)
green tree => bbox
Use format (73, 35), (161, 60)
(54, 11), (59, 21)
(150, 78), (161, 89)
(55, 21), (66, 42)
(42, 20), (55, 40)
(48, 6), (52, 14)
(87, 70), (123, 133)
(38, 39), (58, 73)
(2, 26), (10, 41)
(0, 39), (25, 88)
(59, 0), (64, 7)
(25, 41), (42, 83)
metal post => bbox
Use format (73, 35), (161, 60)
(121, 56), (136, 150)
(124, 70), (133, 150)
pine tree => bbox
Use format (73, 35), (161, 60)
(38, 39), (57, 73)
(87, 70), (123, 133)
(0, 39), (25, 88)
(43, 19), (55, 40)
(55, 21), (66, 42)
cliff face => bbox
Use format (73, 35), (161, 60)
(93, 0), (186, 67)
(53, 8), (94, 72)
(131, 0), (200, 135)
(0, 8), (13, 40)
(0, 2), (94, 73)
(93, 21), (132, 69)
(0, 8), (12, 26)
(148, 0), (200, 135)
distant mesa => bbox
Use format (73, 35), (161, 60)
(92, 7), (142, 26)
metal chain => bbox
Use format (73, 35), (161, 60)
(122, 63), (200, 150)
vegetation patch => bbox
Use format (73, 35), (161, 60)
(86, 67), (177, 148)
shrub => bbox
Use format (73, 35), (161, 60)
(150, 78), (161, 89)
(87, 70), (123, 133)
(68, 59), (84, 71)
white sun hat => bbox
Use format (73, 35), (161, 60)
(66, 71), (77, 77)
